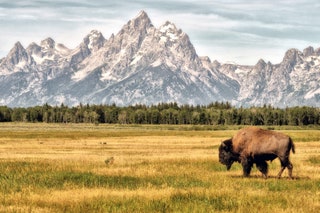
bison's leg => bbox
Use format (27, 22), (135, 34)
(241, 157), (253, 177)
(277, 165), (286, 178)
(256, 161), (268, 179)
(277, 157), (293, 179)
(287, 161), (293, 179)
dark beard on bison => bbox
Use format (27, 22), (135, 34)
(219, 151), (234, 170)
(226, 163), (232, 170)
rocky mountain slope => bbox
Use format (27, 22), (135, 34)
(0, 11), (319, 107)
(219, 46), (320, 107)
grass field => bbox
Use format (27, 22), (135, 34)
(0, 123), (319, 212)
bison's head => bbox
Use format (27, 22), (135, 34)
(219, 139), (236, 170)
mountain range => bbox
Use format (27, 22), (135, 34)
(0, 11), (319, 107)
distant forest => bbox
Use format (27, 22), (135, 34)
(0, 102), (319, 126)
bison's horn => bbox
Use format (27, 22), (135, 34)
(221, 139), (232, 151)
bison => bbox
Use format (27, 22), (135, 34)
(219, 127), (295, 179)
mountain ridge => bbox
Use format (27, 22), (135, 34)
(0, 11), (319, 107)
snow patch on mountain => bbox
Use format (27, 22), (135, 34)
(151, 59), (162, 67)
(305, 88), (320, 99)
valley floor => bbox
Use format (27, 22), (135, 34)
(0, 123), (319, 212)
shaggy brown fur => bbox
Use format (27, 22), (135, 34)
(219, 127), (295, 179)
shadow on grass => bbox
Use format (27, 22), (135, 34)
(229, 174), (311, 180)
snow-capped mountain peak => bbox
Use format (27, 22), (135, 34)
(254, 59), (267, 70)
(83, 30), (105, 52)
(41, 37), (55, 50)
(159, 21), (182, 42)
(0, 42), (34, 74)
(7, 42), (28, 64)
(121, 10), (153, 35)
(282, 48), (304, 70)
(303, 46), (315, 57)
(0, 11), (319, 107)
(132, 10), (152, 28)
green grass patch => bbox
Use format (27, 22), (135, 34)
(0, 160), (211, 194)
(307, 156), (320, 164)
(0, 161), (142, 192)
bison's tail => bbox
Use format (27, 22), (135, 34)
(289, 137), (295, 154)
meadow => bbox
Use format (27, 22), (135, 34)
(0, 123), (319, 212)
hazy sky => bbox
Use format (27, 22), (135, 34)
(0, 0), (320, 65)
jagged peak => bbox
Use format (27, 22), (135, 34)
(158, 20), (186, 44)
(128, 10), (152, 29)
(160, 21), (177, 31)
(254, 59), (267, 71)
(41, 37), (55, 49)
(281, 48), (304, 69)
(135, 10), (149, 20)
(84, 30), (105, 43)
(83, 30), (105, 51)
(27, 42), (40, 48)
(303, 46), (315, 57)
(4, 41), (30, 66)
(12, 41), (25, 51)
(200, 56), (211, 63)
(26, 42), (41, 55)
(7, 42), (27, 57)
(256, 59), (266, 65)
(212, 60), (221, 67)
(159, 21), (184, 35)
(284, 48), (301, 56)
(90, 29), (101, 34)
(87, 30), (104, 39)
(283, 48), (302, 60)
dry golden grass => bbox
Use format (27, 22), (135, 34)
(0, 123), (319, 212)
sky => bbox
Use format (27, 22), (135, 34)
(0, 0), (320, 65)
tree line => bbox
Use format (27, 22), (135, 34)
(0, 102), (319, 126)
